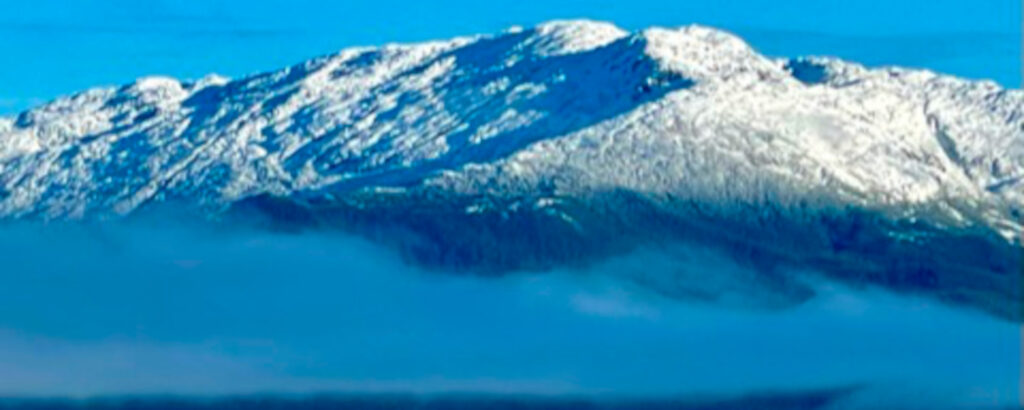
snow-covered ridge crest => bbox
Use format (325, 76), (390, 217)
(642, 25), (782, 83)
(0, 19), (1021, 319)
(0, 19), (1019, 228)
(528, 19), (628, 55)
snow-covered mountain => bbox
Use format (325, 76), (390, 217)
(1, 20), (1020, 319)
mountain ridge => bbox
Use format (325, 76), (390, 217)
(1, 20), (1021, 319)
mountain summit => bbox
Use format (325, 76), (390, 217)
(1, 20), (1021, 319)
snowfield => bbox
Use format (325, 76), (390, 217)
(0, 20), (1020, 319)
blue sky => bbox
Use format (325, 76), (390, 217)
(0, 0), (1019, 114)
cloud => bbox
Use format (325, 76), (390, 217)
(569, 291), (660, 319)
(0, 217), (1017, 406)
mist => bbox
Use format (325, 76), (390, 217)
(0, 218), (1018, 408)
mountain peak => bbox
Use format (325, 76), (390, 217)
(120, 76), (189, 106)
(640, 25), (780, 83)
(529, 19), (628, 55)
(127, 76), (182, 92)
(1, 20), (1020, 223)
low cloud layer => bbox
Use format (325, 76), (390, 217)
(0, 219), (1017, 407)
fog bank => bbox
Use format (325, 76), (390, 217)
(0, 220), (1017, 408)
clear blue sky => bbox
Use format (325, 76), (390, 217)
(0, 0), (1019, 114)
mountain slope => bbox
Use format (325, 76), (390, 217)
(0, 20), (1021, 319)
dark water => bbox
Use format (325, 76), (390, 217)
(0, 389), (855, 410)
